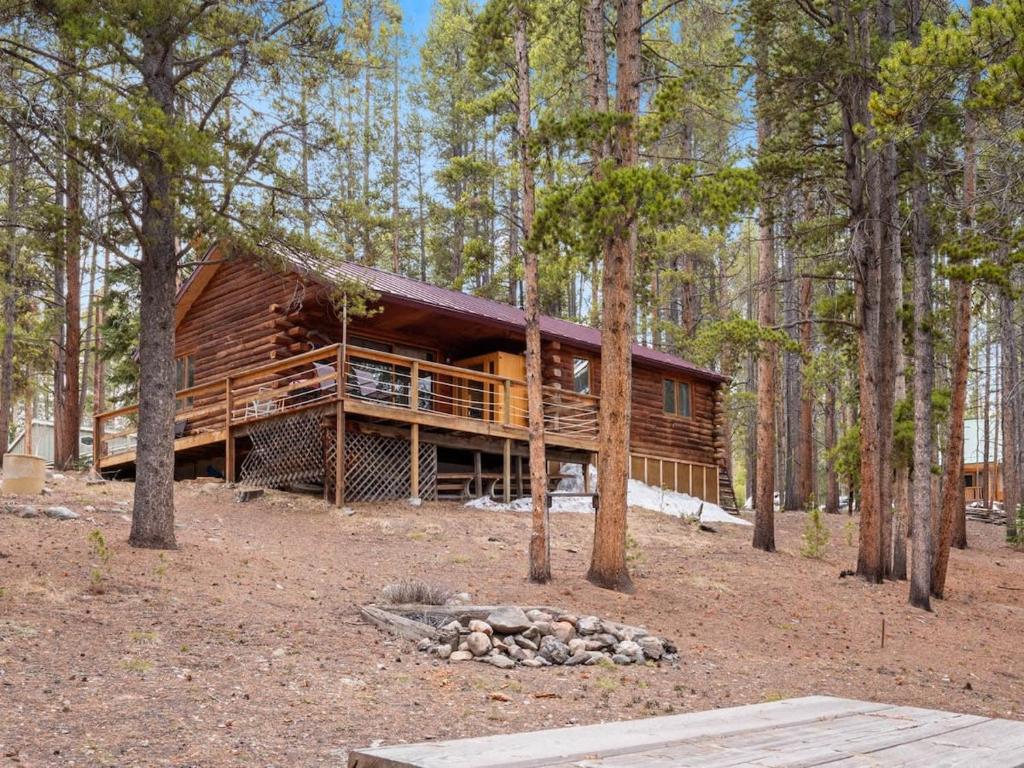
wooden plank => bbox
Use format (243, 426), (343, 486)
(347, 697), (892, 768)
(410, 423), (420, 500)
(98, 429), (227, 469)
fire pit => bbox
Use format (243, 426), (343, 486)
(360, 603), (677, 670)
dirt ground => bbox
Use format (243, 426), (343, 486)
(1, 474), (1022, 767)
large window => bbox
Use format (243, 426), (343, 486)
(663, 378), (692, 418)
(573, 357), (591, 395)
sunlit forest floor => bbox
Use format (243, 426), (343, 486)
(2, 473), (1022, 766)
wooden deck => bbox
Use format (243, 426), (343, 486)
(347, 696), (1024, 767)
(94, 343), (601, 471)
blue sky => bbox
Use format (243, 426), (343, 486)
(399, 0), (434, 38)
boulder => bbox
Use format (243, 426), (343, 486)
(568, 638), (588, 656)
(513, 634), (538, 651)
(449, 650), (474, 662)
(525, 609), (553, 623)
(434, 645), (453, 660)
(468, 619), (493, 636)
(551, 621), (576, 643)
(508, 646), (527, 662)
(467, 632), (492, 657)
(486, 654), (516, 670)
(591, 633), (618, 649)
(521, 658), (545, 668)
(611, 654), (633, 665)
(564, 651), (591, 666)
(486, 606), (532, 634)
(44, 506), (78, 521)
(614, 640), (644, 661)
(576, 616), (602, 635)
(639, 636), (664, 660)
(538, 636), (570, 665)
(16, 505), (39, 519)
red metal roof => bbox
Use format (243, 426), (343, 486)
(277, 249), (728, 384)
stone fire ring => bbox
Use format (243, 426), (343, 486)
(360, 603), (677, 670)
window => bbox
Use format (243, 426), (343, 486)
(573, 357), (591, 395)
(964, 473), (975, 488)
(663, 379), (692, 418)
(175, 355), (195, 411)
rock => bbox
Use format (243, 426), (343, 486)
(491, 638), (508, 652)
(508, 646), (527, 662)
(407, 496), (422, 507)
(614, 640), (644, 661)
(617, 625), (649, 642)
(468, 619), (493, 636)
(449, 650), (474, 662)
(576, 616), (602, 635)
(551, 621), (576, 643)
(568, 638), (588, 656)
(585, 639), (610, 652)
(564, 651), (591, 666)
(611, 654), (633, 665)
(585, 651), (606, 664)
(503, 635), (517, 649)
(639, 636), (664, 660)
(458, 641), (469, 652)
(526, 609), (553, 623)
(44, 506), (78, 521)
(15, 505), (39, 519)
(591, 633), (618, 649)
(513, 634), (538, 651)
(521, 658), (545, 668)
(556, 614), (578, 626)
(486, 606), (531, 634)
(435, 645), (453, 660)
(234, 488), (264, 503)
(445, 592), (472, 606)
(523, 624), (544, 640)
(417, 638), (433, 652)
(467, 632), (492, 657)
(538, 636), (570, 665)
(486, 654), (516, 670)
(442, 620), (463, 634)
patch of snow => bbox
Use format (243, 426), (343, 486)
(465, 463), (751, 526)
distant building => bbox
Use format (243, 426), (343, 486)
(7, 420), (94, 466)
(962, 417), (1001, 503)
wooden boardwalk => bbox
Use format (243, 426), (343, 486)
(347, 695), (1024, 767)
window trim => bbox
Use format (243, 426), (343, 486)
(572, 356), (592, 395)
(662, 377), (693, 419)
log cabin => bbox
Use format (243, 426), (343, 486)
(94, 246), (734, 509)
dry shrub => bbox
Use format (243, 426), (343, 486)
(379, 579), (453, 606)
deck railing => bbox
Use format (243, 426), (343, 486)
(94, 344), (600, 466)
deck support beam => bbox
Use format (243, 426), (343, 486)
(502, 439), (512, 503)
(410, 423), (420, 500)
(473, 451), (483, 498)
(334, 401), (345, 507)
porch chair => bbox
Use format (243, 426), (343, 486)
(312, 361), (338, 398)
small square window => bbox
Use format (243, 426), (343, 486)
(664, 378), (691, 417)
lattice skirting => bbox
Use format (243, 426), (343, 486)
(341, 432), (437, 502)
(239, 411), (329, 489)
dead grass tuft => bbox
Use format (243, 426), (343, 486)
(379, 579), (454, 605)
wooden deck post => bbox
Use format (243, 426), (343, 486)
(473, 451), (483, 497)
(583, 458), (590, 494)
(516, 455), (524, 498)
(503, 379), (511, 426)
(92, 413), (101, 474)
(503, 438), (512, 503)
(410, 361), (419, 412)
(334, 401), (345, 507)
(410, 423), (420, 500)
(225, 377), (235, 483)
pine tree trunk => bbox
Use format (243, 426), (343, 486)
(0, 127), (23, 460)
(825, 380), (839, 514)
(782, 210), (802, 511)
(130, 33), (179, 550)
(515, 3), (550, 584)
(798, 274), (814, 507)
(1001, 287), (1020, 542)
(932, 278), (969, 596)
(752, 35), (776, 552)
(907, 0), (933, 603)
(588, 0), (639, 593)
(391, 47), (401, 273)
(55, 118), (82, 470)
